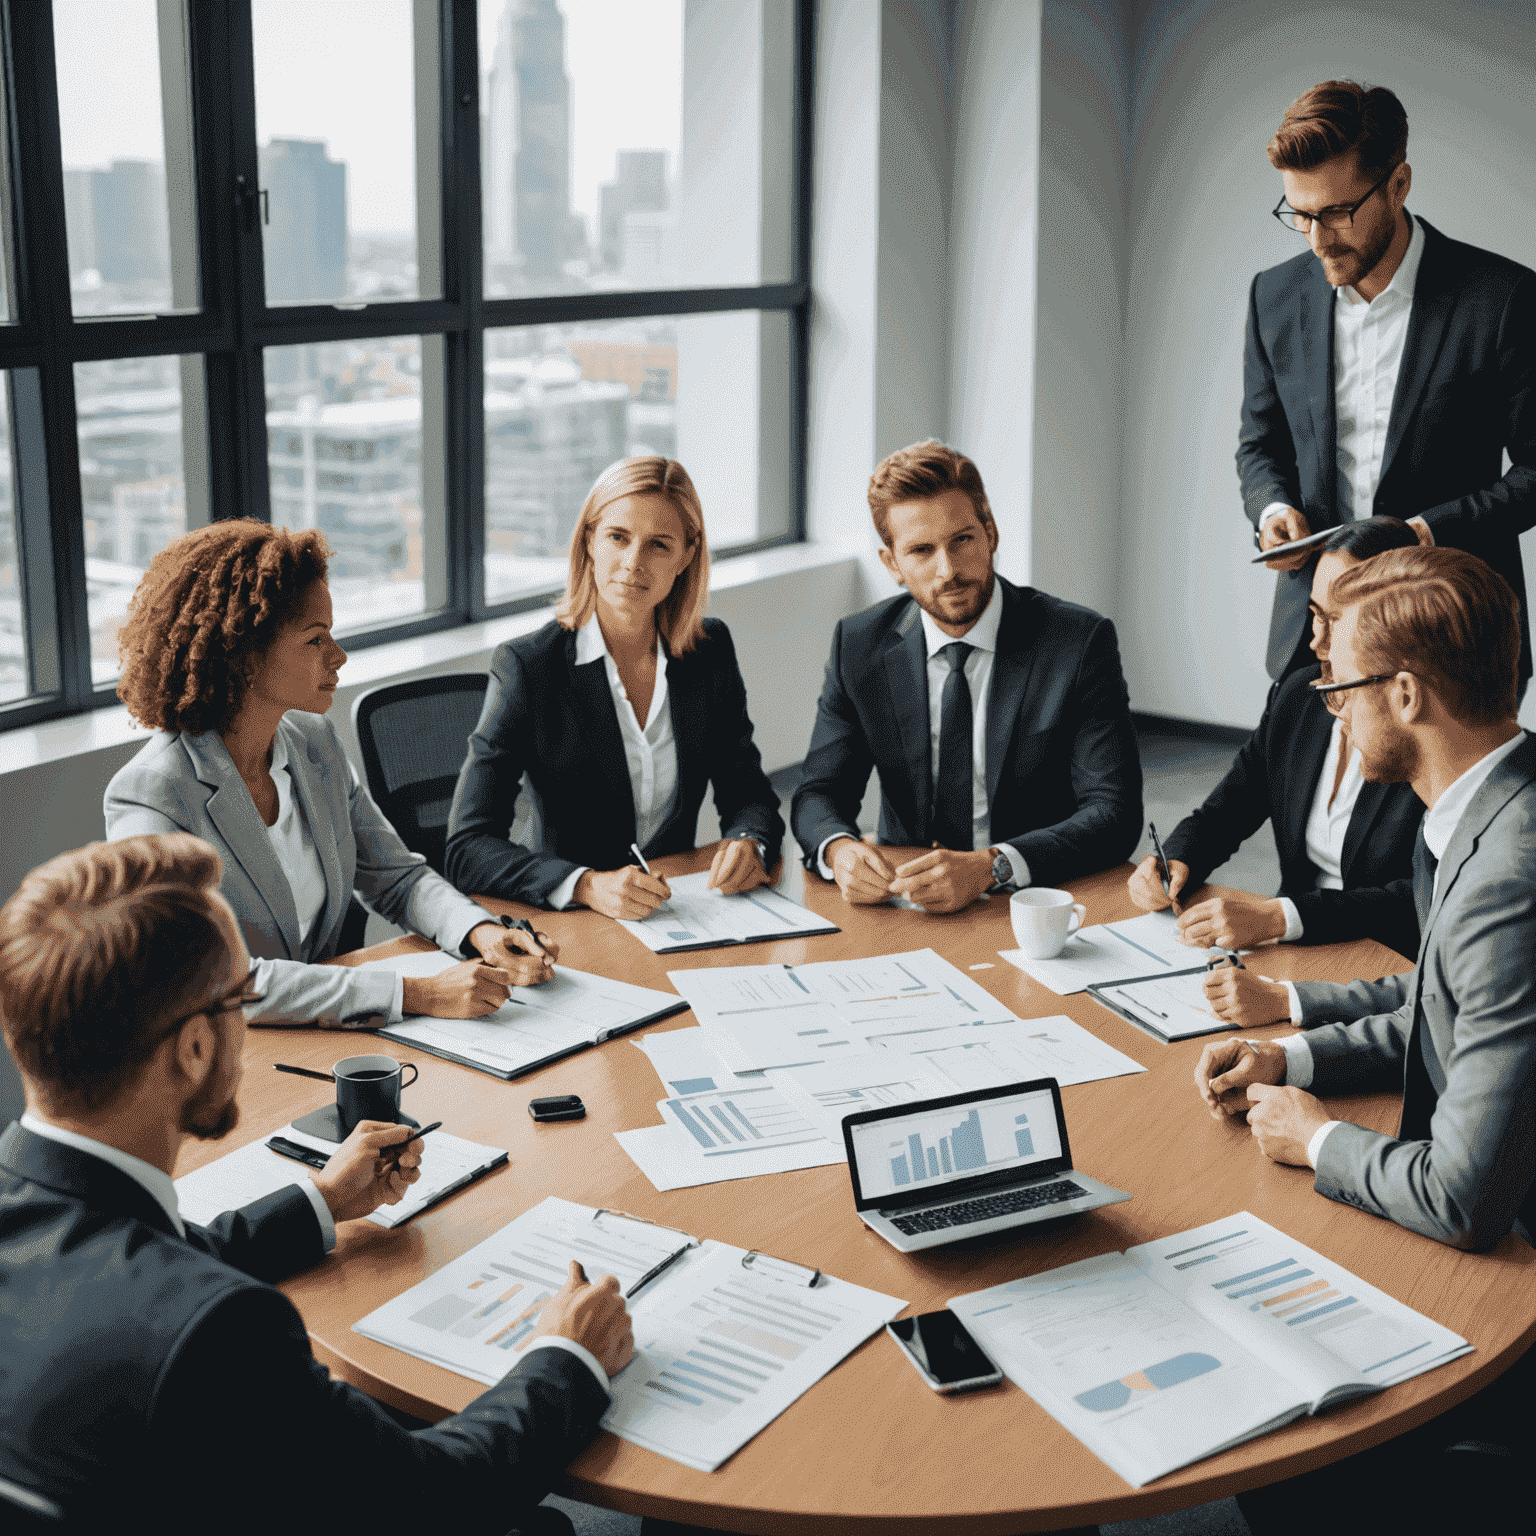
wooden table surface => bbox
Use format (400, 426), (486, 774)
(186, 848), (1536, 1535)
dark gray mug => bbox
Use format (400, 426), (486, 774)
(333, 1053), (418, 1134)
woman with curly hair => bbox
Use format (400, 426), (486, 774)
(104, 518), (557, 1028)
(446, 456), (783, 916)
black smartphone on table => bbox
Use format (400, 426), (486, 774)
(886, 1311), (1003, 1393)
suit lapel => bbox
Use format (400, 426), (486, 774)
(984, 581), (1043, 808)
(881, 604), (933, 836)
(1283, 688), (1333, 855)
(567, 635), (638, 844)
(1299, 270), (1337, 520)
(282, 721), (345, 955)
(0, 1124), (182, 1240)
(1339, 780), (1391, 879)
(184, 731), (300, 958)
(665, 645), (707, 816)
(1379, 219), (1454, 488)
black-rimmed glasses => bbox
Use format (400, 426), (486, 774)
(165, 967), (265, 1032)
(1310, 672), (1399, 715)
(1273, 168), (1394, 235)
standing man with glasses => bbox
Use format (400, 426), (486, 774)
(1239, 80), (1536, 684)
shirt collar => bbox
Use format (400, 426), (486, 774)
(918, 577), (1004, 660)
(1340, 210), (1424, 307)
(574, 613), (667, 674)
(18, 1112), (186, 1238)
(1421, 729), (1527, 863)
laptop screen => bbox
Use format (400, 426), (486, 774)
(847, 1084), (1064, 1204)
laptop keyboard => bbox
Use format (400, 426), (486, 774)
(890, 1180), (1086, 1235)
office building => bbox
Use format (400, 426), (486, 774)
(61, 161), (170, 288)
(598, 150), (669, 274)
(259, 138), (347, 304)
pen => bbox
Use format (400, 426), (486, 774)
(1206, 952), (1246, 972)
(630, 842), (653, 875)
(1147, 821), (1172, 895)
(386, 1120), (442, 1168)
(274, 1063), (335, 1082)
(267, 1135), (331, 1170)
(497, 912), (549, 958)
(624, 1242), (693, 1300)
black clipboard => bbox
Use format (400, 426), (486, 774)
(1086, 966), (1233, 1043)
(1249, 527), (1333, 564)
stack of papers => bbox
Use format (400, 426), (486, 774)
(999, 911), (1205, 995)
(950, 1212), (1471, 1487)
(353, 1195), (905, 1471)
(175, 1124), (508, 1230)
(358, 951), (685, 1079)
(618, 871), (839, 954)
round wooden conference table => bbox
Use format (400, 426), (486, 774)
(191, 847), (1536, 1535)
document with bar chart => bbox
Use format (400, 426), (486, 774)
(950, 1212), (1470, 1487)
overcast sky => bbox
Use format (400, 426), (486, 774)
(53, 0), (682, 236)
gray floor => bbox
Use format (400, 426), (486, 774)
(548, 729), (1273, 1536)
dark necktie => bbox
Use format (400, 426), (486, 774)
(1411, 827), (1438, 929)
(932, 642), (975, 850)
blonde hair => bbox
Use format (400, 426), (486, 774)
(555, 457), (710, 654)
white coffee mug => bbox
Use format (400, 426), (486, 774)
(1010, 888), (1088, 960)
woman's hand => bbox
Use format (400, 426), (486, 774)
(401, 959), (515, 1018)
(707, 839), (770, 895)
(467, 921), (558, 986)
(575, 866), (671, 920)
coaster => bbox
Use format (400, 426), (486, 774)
(291, 1104), (421, 1144)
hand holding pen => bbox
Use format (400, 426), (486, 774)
(1128, 821), (1190, 914)
(571, 848), (670, 920)
(309, 1120), (428, 1223)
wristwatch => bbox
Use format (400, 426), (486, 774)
(728, 833), (770, 869)
(990, 847), (1018, 893)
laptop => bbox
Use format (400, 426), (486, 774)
(841, 1078), (1130, 1253)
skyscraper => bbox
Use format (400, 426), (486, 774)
(259, 138), (347, 305)
(61, 162), (170, 286)
(598, 150), (668, 272)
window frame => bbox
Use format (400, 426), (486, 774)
(0, 0), (813, 731)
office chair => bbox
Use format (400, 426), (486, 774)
(352, 674), (490, 876)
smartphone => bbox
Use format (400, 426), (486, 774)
(886, 1311), (1003, 1393)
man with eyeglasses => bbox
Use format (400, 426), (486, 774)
(0, 833), (631, 1535)
(1239, 80), (1536, 686)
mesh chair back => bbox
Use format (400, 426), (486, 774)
(352, 675), (489, 876)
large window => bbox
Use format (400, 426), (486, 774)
(0, 0), (809, 729)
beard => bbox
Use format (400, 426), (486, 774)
(913, 570), (995, 629)
(1357, 719), (1419, 785)
(1318, 215), (1396, 291)
(180, 1046), (241, 1141)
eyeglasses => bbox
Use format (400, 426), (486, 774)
(1273, 168), (1394, 235)
(165, 967), (265, 1032)
(1310, 672), (1399, 715)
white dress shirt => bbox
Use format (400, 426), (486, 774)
(1278, 729), (1527, 1167)
(18, 1112), (336, 1251)
(1275, 717), (1365, 942)
(548, 616), (680, 911)
(1259, 212), (1427, 535)
(817, 582), (1030, 887)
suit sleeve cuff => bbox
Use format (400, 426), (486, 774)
(1277, 897), (1303, 942)
(997, 843), (1031, 889)
(548, 868), (589, 911)
(1258, 502), (1292, 532)
(297, 1176), (337, 1253)
(526, 1335), (610, 1393)
(1278, 1032), (1315, 1089)
(1307, 1120), (1342, 1170)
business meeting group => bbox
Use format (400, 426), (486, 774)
(3, 79), (1533, 1536)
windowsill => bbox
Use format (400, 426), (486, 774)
(0, 542), (855, 775)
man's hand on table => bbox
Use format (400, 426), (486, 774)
(1128, 854), (1191, 913)
(1245, 1084), (1332, 1167)
(537, 1260), (634, 1377)
(888, 847), (996, 914)
(468, 921), (558, 985)
(829, 837), (897, 904)
(1258, 507), (1314, 570)
(1193, 1037), (1287, 1119)
(1202, 966), (1293, 1028)
(402, 956), (519, 1017)
(1177, 890), (1289, 950)
(576, 866), (671, 920)
(312, 1120), (423, 1222)
(707, 838), (770, 895)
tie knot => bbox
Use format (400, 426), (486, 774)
(941, 642), (973, 674)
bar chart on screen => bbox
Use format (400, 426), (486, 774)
(882, 1096), (1059, 1189)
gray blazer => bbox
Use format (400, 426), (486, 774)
(1290, 735), (1536, 1250)
(103, 713), (492, 1027)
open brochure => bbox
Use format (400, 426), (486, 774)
(617, 871), (840, 954)
(353, 1195), (904, 1471)
(358, 951), (686, 1079)
(949, 1211), (1471, 1488)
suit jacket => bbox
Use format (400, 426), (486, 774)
(1162, 664), (1423, 956)
(0, 1122), (608, 1533)
(790, 577), (1143, 887)
(104, 712), (493, 1025)
(1288, 736), (1536, 1250)
(446, 616), (783, 907)
(1237, 216), (1536, 678)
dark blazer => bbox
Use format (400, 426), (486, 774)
(0, 1123), (609, 1533)
(1237, 216), (1536, 678)
(1162, 665), (1423, 958)
(446, 616), (783, 906)
(790, 577), (1142, 887)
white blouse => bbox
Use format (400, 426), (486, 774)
(266, 730), (328, 943)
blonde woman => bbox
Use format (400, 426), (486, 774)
(446, 457), (783, 916)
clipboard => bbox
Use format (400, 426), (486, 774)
(1249, 526), (1333, 564)
(1086, 966), (1235, 1043)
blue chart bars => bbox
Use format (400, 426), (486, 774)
(1015, 1113), (1034, 1157)
(888, 1107), (1001, 1187)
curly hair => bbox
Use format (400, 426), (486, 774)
(117, 519), (330, 736)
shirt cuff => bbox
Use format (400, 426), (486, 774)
(1278, 1032), (1315, 1089)
(297, 1176), (337, 1253)
(1307, 1120), (1343, 1170)
(386, 973), (405, 1024)
(816, 834), (853, 882)
(996, 843), (1031, 889)
(1258, 502), (1292, 533)
(1277, 897), (1303, 943)
(525, 1335), (611, 1393)
(1282, 981), (1303, 1025)
(548, 867), (588, 911)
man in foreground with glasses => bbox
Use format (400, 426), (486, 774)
(0, 833), (630, 1535)
(1239, 79), (1536, 685)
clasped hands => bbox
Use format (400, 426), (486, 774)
(1192, 1038), (1332, 1168)
(829, 837), (994, 914)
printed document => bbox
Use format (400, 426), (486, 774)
(999, 911), (1206, 995)
(353, 1195), (904, 1471)
(617, 871), (839, 954)
(950, 1211), (1470, 1487)
(1091, 969), (1232, 1042)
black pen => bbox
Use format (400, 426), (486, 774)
(274, 1063), (335, 1082)
(267, 1135), (331, 1171)
(1206, 952), (1246, 972)
(386, 1120), (442, 1169)
(624, 1242), (693, 1300)
(497, 913), (549, 959)
(1148, 821), (1172, 895)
